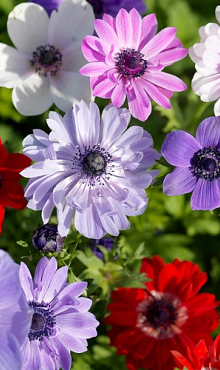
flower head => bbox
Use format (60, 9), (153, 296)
(21, 101), (160, 239)
(162, 116), (220, 210)
(172, 335), (220, 370)
(32, 223), (66, 253)
(189, 6), (220, 116)
(0, 0), (94, 116)
(79, 8), (187, 121)
(19, 256), (99, 370)
(0, 250), (31, 370)
(104, 256), (219, 370)
(0, 138), (31, 233)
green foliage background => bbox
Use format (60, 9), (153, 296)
(1, 0), (220, 369)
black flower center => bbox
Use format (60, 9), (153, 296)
(31, 312), (45, 331)
(87, 0), (103, 18)
(30, 44), (62, 77)
(82, 153), (106, 176)
(146, 298), (177, 330)
(190, 147), (220, 181)
(72, 144), (114, 186)
(28, 301), (56, 341)
(116, 48), (147, 79)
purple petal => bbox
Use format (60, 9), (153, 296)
(162, 130), (201, 167)
(0, 332), (21, 370)
(75, 204), (105, 239)
(19, 262), (34, 302)
(141, 27), (177, 59)
(139, 78), (171, 108)
(196, 116), (220, 148)
(94, 19), (119, 47)
(139, 14), (158, 50)
(191, 179), (220, 210)
(127, 88), (151, 121)
(146, 71), (187, 92)
(163, 167), (196, 196)
(116, 9), (132, 46)
(111, 83), (126, 107)
(43, 266), (68, 302)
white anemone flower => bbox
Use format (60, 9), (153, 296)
(189, 6), (220, 116)
(0, 0), (94, 116)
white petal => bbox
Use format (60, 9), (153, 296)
(8, 3), (49, 53)
(12, 73), (53, 115)
(0, 44), (31, 88)
(50, 71), (93, 112)
(48, 0), (94, 50)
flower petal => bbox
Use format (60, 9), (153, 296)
(162, 130), (201, 167)
(196, 116), (220, 147)
(8, 3), (49, 54)
(50, 71), (93, 111)
(163, 167), (196, 196)
(12, 73), (52, 115)
(191, 178), (220, 210)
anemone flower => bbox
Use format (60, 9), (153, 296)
(80, 8), (187, 121)
(19, 256), (99, 370)
(162, 116), (220, 210)
(0, 0), (94, 115)
(189, 6), (220, 116)
(21, 101), (160, 239)
(104, 256), (219, 370)
(0, 138), (31, 233)
(0, 250), (30, 370)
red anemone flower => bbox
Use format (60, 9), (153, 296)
(0, 138), (31, 233)
(104, 256), (219, 370)
(172, 334), (220, 370)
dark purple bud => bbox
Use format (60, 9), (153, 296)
(32, 224), (65, 253)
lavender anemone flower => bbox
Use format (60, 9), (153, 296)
(0, 250), (30, 370)
(30, 0), (147, 18)
(162, 116), (220, 210)
(21, 101), (160, 239)
(19, 256), (99, 370)
(79, 8), (187, 121)
(0, 0), (94, 116)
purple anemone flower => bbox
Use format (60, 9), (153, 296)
(21, 101), (160, 239)
(0, 250), (30, 370)
(79, 8), (187, 121)
(161, 116), (220, 210)
(19, 256), (99, 370)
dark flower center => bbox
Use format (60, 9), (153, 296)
(190, 147), (220, 181)
(87, 0), (103, 18)
(28, 301), (56, 341)
(146, 298), (177, 330)
(72, 144), (114, 186)
(116, 48), (147, 79)
(30, 44), (62, 77)
(82, 152), (106, 176)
